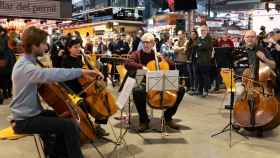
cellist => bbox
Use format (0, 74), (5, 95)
(60, 35), (109, 137)
(233, 30), (277, 132)
(234, 30), (276, 100)
(9, 27), (102, 158)
(125, 33), (185, 132)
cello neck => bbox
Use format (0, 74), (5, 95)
(80, 51), (95, 70)
(154, 52), (160, 71)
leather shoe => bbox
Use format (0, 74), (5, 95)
(138, 122), (149, 132)
(166, 120), (180, 130)
(96, 125), (109, 137)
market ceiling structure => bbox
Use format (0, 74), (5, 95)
(197, 0), (280, 11)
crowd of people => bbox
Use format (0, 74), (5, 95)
(2, 24), (280, 101)
(1, 24), (275, 105)
(51, 26), (245, 98)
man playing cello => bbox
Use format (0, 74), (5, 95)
(233, 30), (278, 136)
(234, 30), (276, 99)
(125, 33), (185, 132)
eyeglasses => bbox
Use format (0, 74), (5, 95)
(71, 36), (78, 40)
(143, 41), (152, 44)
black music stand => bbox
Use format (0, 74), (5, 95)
(210, 47), (248, 147)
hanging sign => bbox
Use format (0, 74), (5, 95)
(0, 0), (72, 19)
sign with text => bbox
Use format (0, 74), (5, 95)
(0, 0), (72, 19)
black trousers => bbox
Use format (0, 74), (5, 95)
(197, 64), (210, 94)
(133, 86), (185, 123)
(0, 76), (12, 97)
(190, 60), (199, 92)
(175, 62), (189, 88)
(13, 110), (84, 158)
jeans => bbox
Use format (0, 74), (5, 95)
(209, 65), (221, 90)
(13, 110), (84, 158)
(132, 86), (185, 123)
(175, 62), (189, 89)
(197, 64), (210, 94)
(191, 60), (199, 92)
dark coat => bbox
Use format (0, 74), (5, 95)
(196, 35), (213, 65)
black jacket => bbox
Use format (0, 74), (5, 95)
(60, 55), (83, 94)
(196, 35), (213, 65)
(0, 48), (16, 77)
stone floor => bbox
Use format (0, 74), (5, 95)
(1, 91), (280, 158)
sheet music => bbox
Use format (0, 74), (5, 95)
(165, 70), (179, 90)
(117, 77), (136, 110)
(146, 70), (179, 92)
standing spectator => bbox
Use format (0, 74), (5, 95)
(219, 33), (234, 48)
(0, 26), (8, 51)
(107, 34), (130, 83)
(132, 30), (143, 52)
(196, 25), (213, 97)
(97, 37), (107, 55)
(114, 33), (130, 55)
(258, 26), (266, 44)
(155, 36), (161, 52)
(120, 33), (130, 54)
(233, 37), (241, 47)
(211, 33), (234, 92)
(50, 36), (66, 67)
(160, 33), (175, 61)
(73, 31), (83, 46)
(267, 29), (280, 97)
(0, 29), (16, 103)
(84, 38), (93, 54)
(132, 30), (143, 51)
(174, 30), (189, 91)
(126, 34), (133, 52)
(85, 32), (91, 41)
(107, 37), (115, 55)
(96, 36), (108, 80)
(186, 29), (199, 95)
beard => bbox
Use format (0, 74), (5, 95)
(245, 42), (256, 48)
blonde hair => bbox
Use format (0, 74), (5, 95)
(141, 33), (155, 42)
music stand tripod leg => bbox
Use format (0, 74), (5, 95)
(90, 140), (105, 158)
(126, 96), (151, 143)
(109, 106), (136, 158)
(161, 110), (168, 137)
(211, 68), (248, 147)
(211, 123), (230, 137)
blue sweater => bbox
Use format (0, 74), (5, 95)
(9, 55), (82, 120)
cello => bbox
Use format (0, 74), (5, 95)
(36, 60), (96, 144)
(146, 52), (178, 109)
(234, 58), (280, 131)
(79, 51), (118, 120)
